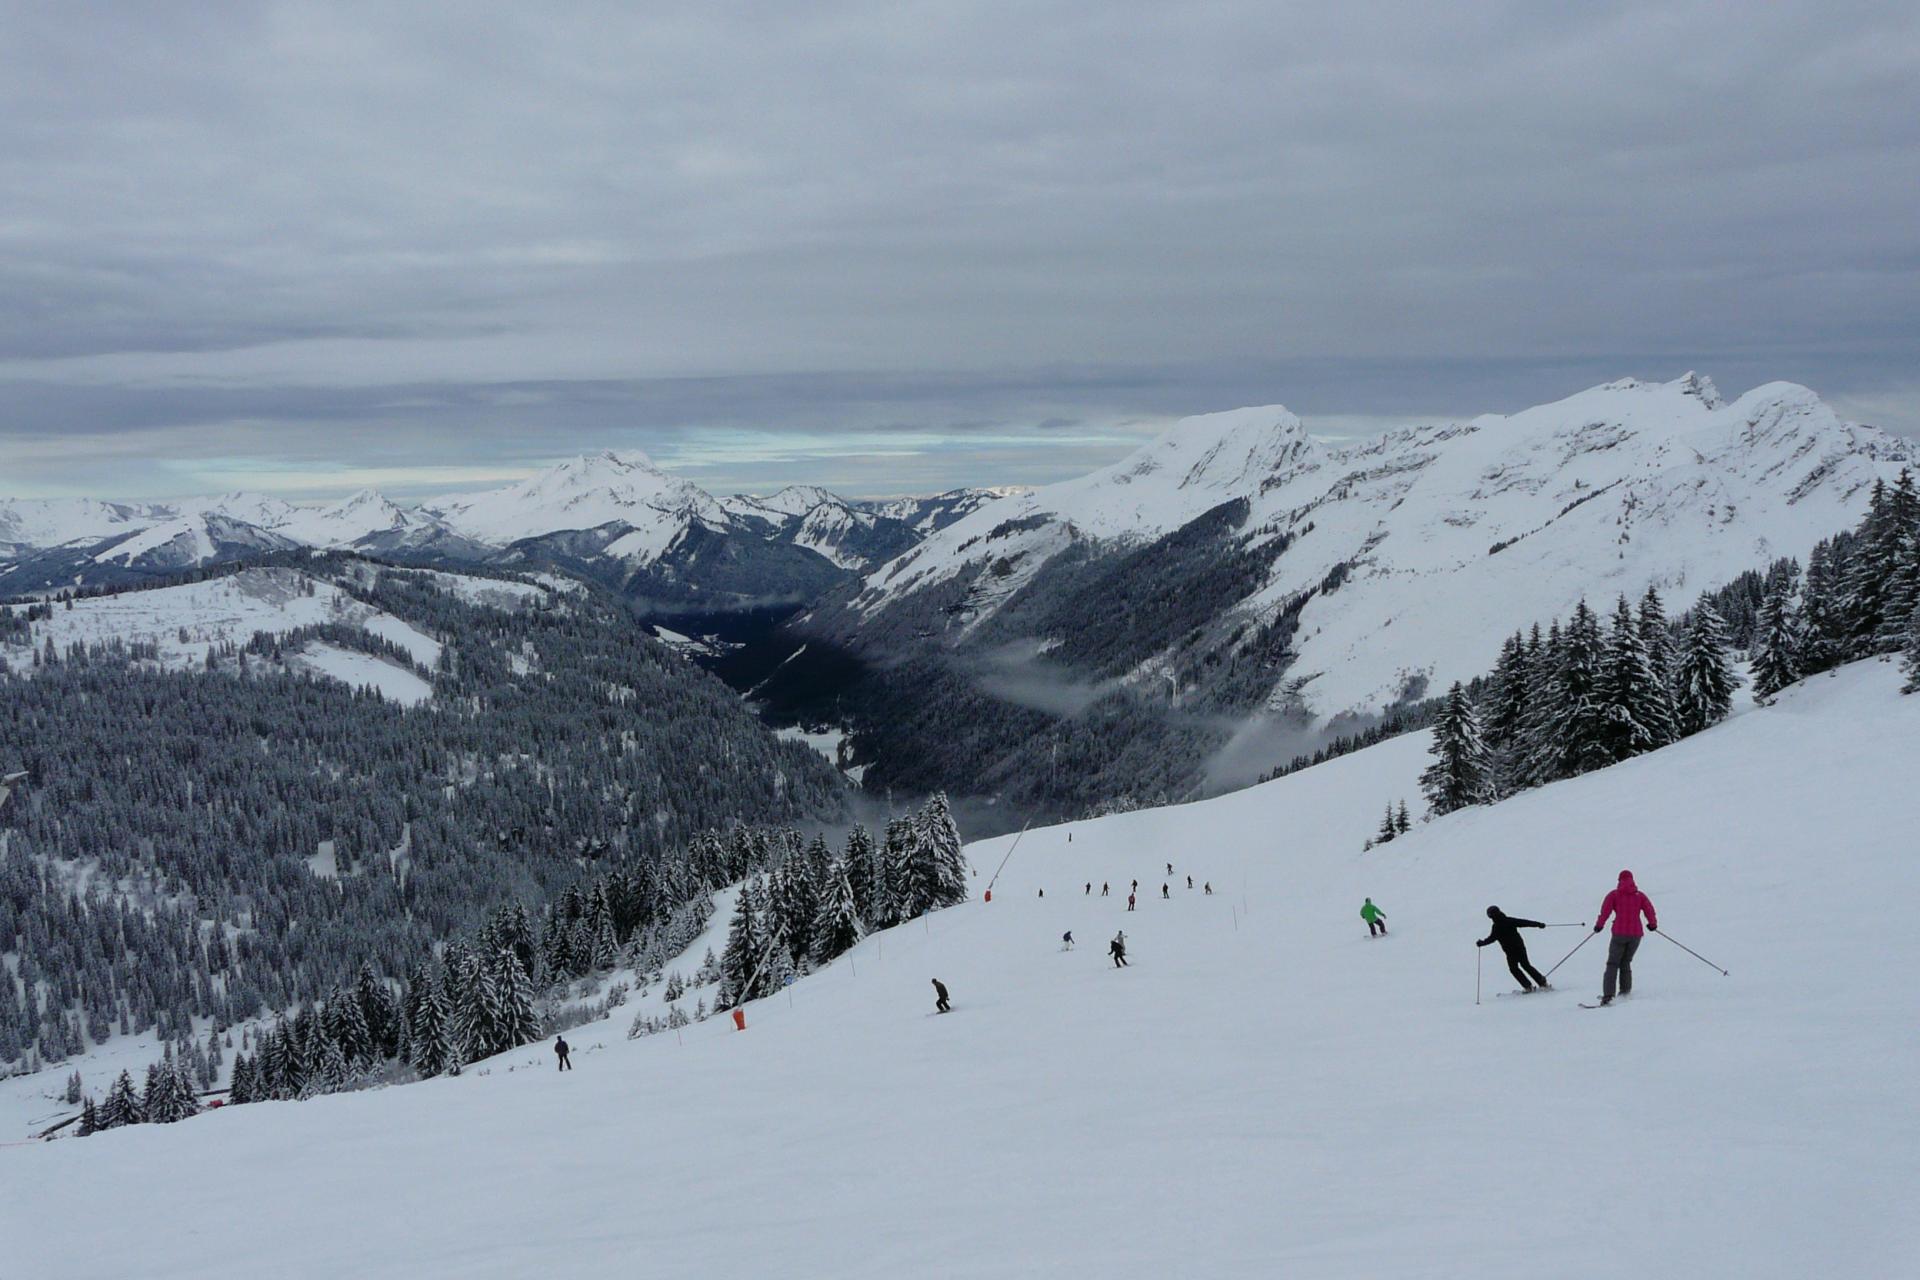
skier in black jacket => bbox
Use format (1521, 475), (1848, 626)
(932, 978), (951, 1014)
(1477, 906), (1550, 992)
(554, 1036), (573, 1070)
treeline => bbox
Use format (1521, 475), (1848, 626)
(0, 559), (846, 1071)
(1412, 470), (1920, 825)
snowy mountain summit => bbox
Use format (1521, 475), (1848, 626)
(831, 375), (1911, 722)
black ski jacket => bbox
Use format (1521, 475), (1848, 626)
(1477, 912), (1544, 953)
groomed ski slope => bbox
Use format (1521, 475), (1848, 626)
(10, 663), (1919, 1278)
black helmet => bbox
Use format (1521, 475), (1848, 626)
(1486, 906), (1502, 919)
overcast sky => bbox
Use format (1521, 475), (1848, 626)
(2, 2), (1916, 500)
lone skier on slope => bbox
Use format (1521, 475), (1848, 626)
(1161, 883), (1170, 900)
(1478, 907), (1550, 992)
(1594, 870), (1656, 1005)
(1063, 931), (1074, 950)
(1110, 931), (1129, 967)
(554, 1036), (572, 1071)
(1127, 893), (1137, 912)
(932, 978), (951, 1014)
(1362, 898), (1387, 937)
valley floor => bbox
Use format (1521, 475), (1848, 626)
(7, 663), (1918, 1278)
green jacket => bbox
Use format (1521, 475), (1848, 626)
(1360, 900), (1383, 923)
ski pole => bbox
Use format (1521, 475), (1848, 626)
(1475, 946), (1482, 1006)
(1543, 928), (1599, 979)
(1653, 929), (1728, 976)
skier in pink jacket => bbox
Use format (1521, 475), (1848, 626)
(1594, 870), (1657, 1005)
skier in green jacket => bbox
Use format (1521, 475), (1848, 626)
(1361, 898), (1387, 937)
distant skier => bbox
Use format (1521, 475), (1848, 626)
(1131, 879), (1139, 894)
(1038, 888), (1044, 898)
(1204, 882), (1213, 895)
(1101, 882), (1110, 897)
(1127, 893), (1136, 912)
(1063, 930), (1075, 950)
(1161, 883), (1169, 900)
(1186, 875), (1193, 890)
(1085, 882), (1092, 895)
(1110, 931), (1129, 967)
(1362, 898), (1387, 937)
(1165, 862), (1173, 876)
(1477, 906), (1550, 992)
(1594, 870), (1657, 1005)
(932, 978), (952, 1014)
(553, 1036), (572, 1071)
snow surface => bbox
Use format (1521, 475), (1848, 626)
(0, 569), (440, 693)
(290, 643), (433, 707)
(856, 375), (1913, 721)
(426, 450), (732, 556)
(7, 660), (1916, 1277)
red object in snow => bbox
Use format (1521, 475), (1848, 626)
(731, 1008), (747, 1031)
(983, 889), (992, 903)
(205, 1099), (225, 1109)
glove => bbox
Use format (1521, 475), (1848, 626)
(1593, 924), (1603, 933)
(1476, 939), (1488, 947)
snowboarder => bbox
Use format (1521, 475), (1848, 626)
(1594, 870), (1657, 1005)
(1110, 932), (1129, 967)
(554, 1036), (572, 1071)
(1127, 893), (1136, 912)
(1362, 898), (1387, 937)
(1161, 883), (1169, 900)
(932, 978), (951, 1014)
(1477, 907), (1550, 991)
(1062, 931), (1074, 950)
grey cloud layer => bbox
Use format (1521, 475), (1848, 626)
(2, 2), (1916, 496)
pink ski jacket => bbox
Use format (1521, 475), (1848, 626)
(1596, 870), (1657, 937)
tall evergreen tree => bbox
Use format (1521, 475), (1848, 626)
(917, 793), (970, 911)
(1600, 595), (1671, 761)
(1419, 682), (1493, 816)
(490, 950), (541, 1052)
(1673, 605), (1739, 736)
(1900, 603), (1920, 695)
(1636, 587), (1680, 745)
(842, 824), (876, 924)
(100, 1068), (143, 1129)
(1752, 577), (1803, 701)
(407, 966), (458, 1077)
(1554, 601), (1612, 777)
(1799, 539), (1845, 673)
(716, 877), (769, 1009)
(810, 856), (863, 964)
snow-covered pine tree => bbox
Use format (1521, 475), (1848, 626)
(811, 856), (863, 964)
(227, 1054), (254, 1104)
(1554, 600), (1613, 778)
(315, 1037), (352, 1095)
(407, 966), (457, 1078)
(1673, 604), (1739, 735)
(1419, 681), (1493, 816)
(1511, 621), (1563, 791)
(491, 950), (541, 1052)
(875, 816), (915, 926)
(1839, 477), (1901, 655)
(354, 962), (401, 1060)
(100, 1069), (142, 1129)
(77, 1096), (100, 1136)
(1752, 577), (1804, 701)
(324, 987), (374, 1066)
(1600, 595), (1670, 762)
(1483, 631), (1531, 769)
(1799, 539), (1845, 674)
(1394, 800), (1411, 835)
(1636, 587), (1680, 746)
(842, 823), (876, 924)
(1375, 803), (1398, 845)
(715, 877), (767, 1009)
(919, 792), (969, 910)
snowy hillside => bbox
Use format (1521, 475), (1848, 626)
(843, 375), (1911, 721)
(10, 659), (1915, 1278)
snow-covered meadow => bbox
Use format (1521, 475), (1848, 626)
(7, 659), (1915, 1278)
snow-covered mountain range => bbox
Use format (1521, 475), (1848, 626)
(817, 374), (1912, 723)
(0, 452), (1004, 602)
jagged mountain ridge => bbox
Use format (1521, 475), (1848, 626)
(810, 374), (1911, 727)
(0, 452), (1006, 603)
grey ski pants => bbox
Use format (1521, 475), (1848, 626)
(1603, 934), (1643, 1000)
